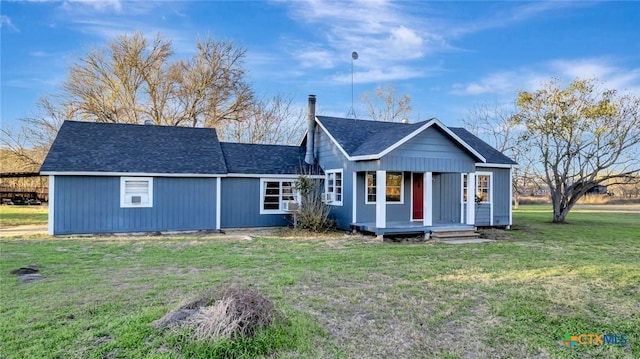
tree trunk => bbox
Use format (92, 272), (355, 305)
(551, 193), (569, 223)
(552, 210), (567, 223)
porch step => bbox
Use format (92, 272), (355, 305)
(430, 228), (479, 241)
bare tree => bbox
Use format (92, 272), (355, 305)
(515, 78), (640, 223)
(463, 102), (535, 208)
(2, 32), (317, 171)
(0, 97), (68, 171)
(361, 84), (412, 122)
(219, 94), (305, 145)
(63, 32), (254, 127)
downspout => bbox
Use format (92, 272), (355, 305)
(304, 95), (316, 165)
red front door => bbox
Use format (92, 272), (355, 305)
(412, 173), (423, 220)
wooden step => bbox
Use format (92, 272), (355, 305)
(430, 229), (479, 240)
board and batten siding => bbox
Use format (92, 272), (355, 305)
(374, 127), (477, 173)
(52, 176), (217, 235)
(315, 127), (355, 230)
(434, 173), (463, 224)
(220, 178), (293, 228)
(487, 167), (512, 226)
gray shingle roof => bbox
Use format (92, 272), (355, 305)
(221, 142), (316, 175)
(448, 128), (517, 165)
(317, 116), (517, 165)
(316, 116), (427, 156)
(40, 121), (228, 174)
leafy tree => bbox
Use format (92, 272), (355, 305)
(514, 78), (640, 223)
(361, 84), (412, 122)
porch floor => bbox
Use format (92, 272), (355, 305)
(350, 221), (475, 236)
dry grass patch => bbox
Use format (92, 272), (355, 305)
(188, 287), (277, 341)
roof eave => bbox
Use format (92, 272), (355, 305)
(350, 118), (488, 163)
(475, 163), (519, 169)
(40, 171), (226, 177)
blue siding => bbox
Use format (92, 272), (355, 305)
(315, 127), (354, 230)
(475, 204), (491, 225)
(377, 127), (476, 172)
(53, 176), (216, 235)
(220, 178), (293, 228)
(434, 173), (462, 224)
(483, 167), (512, 226)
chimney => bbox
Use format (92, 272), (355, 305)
(304, 95), (316, 164)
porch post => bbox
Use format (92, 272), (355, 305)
(48, 175), (55, 235)
(423, 172), (432, 226)
(508, 166), (513, 229)
(352, 172), (357, 224)
(216, 177), (221, 230)
(375, 170), (386, 228)
(466, 172), (475, 225)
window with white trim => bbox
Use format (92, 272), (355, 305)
(477, 174), (491, 203)
(120, 177), (153, 208)
(461, 173), (492, 204)
(261, 179), (296, 213)
(325, 170), (343, 205)
(365, 171), (404, 204)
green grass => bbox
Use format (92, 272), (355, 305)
(0, 205), (48, 227)
(0, 205), (638, 358)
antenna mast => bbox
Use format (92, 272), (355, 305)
(347, 51), (358, 119)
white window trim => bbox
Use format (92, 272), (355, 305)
(476, 172), (493, 204)
(260, 178), (297, 214)
(460, 173), (466, 224)
(365, 171), (404, 205)
(324, 169), (343, 206)
(120, 177), (153, 208)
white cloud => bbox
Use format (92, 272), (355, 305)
(61, 0), (122, 12)
(293, 46), (336, 69)
(279, 1), (580, 86)
(280, 1), (442, 84)
(450, 58), (640, 96)
(0, 15), (19, 32)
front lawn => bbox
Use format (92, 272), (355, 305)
(0, 205), (638, 358)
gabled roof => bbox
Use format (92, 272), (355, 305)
(316, 116), (487, 162)
(448, 128), (517, 166)
(40, 121), (227, 175)
(220, 142), (316, 175)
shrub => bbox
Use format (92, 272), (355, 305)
(293, 175), (333, 232)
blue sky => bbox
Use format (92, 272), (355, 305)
(1, 0), (639, 130)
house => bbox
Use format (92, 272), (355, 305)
(40, 95), (517, 236)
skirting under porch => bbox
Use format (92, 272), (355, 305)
(350, 221), (475, 236)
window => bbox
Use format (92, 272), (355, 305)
(120, 177), (153, 208)
(477, 174), (490, 203)
(325, 170), (343, 205)
(366, 172), (403, 204)
(261, 179), (296, 213)
(462, 174), (468, 201)
(366, 172), (377, 203)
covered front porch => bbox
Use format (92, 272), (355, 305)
(351, 170), (478, 236)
